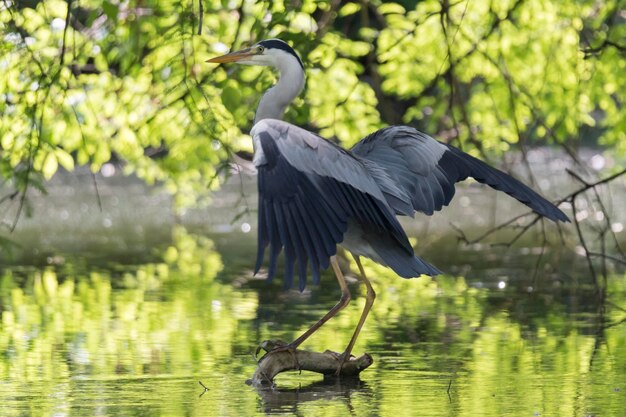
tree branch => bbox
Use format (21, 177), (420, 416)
(197, 0), (204, 35)
(248, 341), (373, 386)
(452, 169), (625, 249)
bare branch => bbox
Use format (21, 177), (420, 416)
(563, 168), (626, 201)
(249, 343), (373, 385)
(452, 169), (625, 253)
(571, 194), (598, 286)
(587, 252), (626, 266)
(450, 211), (532, 245)
(60, 0), (72, 65)
(197, 0), (204, 35)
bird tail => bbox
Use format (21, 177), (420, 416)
(372, 241), (441, 277)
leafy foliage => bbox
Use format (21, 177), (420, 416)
(0, 0), (624, 217)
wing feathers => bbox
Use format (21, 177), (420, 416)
(253, 121), (416, 289)
(352, 126), (569, 222)
(442, 145), (570, 222)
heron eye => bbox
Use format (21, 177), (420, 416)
(257, 45), (265, 53)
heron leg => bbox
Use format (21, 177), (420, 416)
(336, 254), (376, 375)
(288, 255), (351, 348)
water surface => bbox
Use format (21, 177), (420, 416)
(1, 163), (625, 416)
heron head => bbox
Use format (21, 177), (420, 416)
(207, 39), (304, 71)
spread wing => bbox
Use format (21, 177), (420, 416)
(251, 119), (419, 290)
(351, 126), (570, 222)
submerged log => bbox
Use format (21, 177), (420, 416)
(247, 340), (373, 385)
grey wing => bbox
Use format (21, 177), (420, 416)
(251, 119), (422, 290)
(351, 126), (570, 222)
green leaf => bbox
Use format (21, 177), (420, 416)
(339, 3), (361, 17)
(102, 1), (118, 21)
(378, 3), (406, 15)
(42, 153), (58, 180)
(55, 148), (75, 171)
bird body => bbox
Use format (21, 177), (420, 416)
(251, 119), (443, 290)
(208, 39), (569, 372)
(250, 117), (567, 289)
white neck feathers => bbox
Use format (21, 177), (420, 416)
(254, 52), (305, 124)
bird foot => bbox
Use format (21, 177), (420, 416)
(255, 339), (300, 371)
(324, 350), (356, 376)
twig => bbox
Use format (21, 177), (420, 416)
(571, 195), (598, 287)
(452, 168), (625, 247)
(563, 168), (626, 202)
(0, 191), (19, 206)
(589, 175), (625, 259)
(91, 172), (103, 212)
(60, 0), (72, 65)
(602, 317), (626, 330)
(583, 40), (626, 57)
(587, 252), (626, 266)
(450, 211), (532, 245)
(198, 380), (209, 397)
(197, 0), (203, 35)
(492, 216), (542, 248)
(532, 219), (547, 286)
(315, 0), (342, 39)
(565, 168), (626, 289)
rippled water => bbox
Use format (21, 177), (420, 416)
(1, 159), (625, 416)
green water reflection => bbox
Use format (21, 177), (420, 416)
(1, 226), (625, 416)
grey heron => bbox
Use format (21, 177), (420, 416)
(207, 39), (569, 373)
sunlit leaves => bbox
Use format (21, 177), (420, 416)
(378, 9), (447, 98)
(307, 58), (381, 145)
(1, 0), (235, 212)
(338, 2), (361, 18)
(0, 0), (623, 221)
(377, 0), (624, 153)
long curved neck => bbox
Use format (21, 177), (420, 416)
(254, 57), (305, 124)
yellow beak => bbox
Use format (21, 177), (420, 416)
(206, 47), (255, 63)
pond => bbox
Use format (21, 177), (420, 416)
(1, 160), (625, 416)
